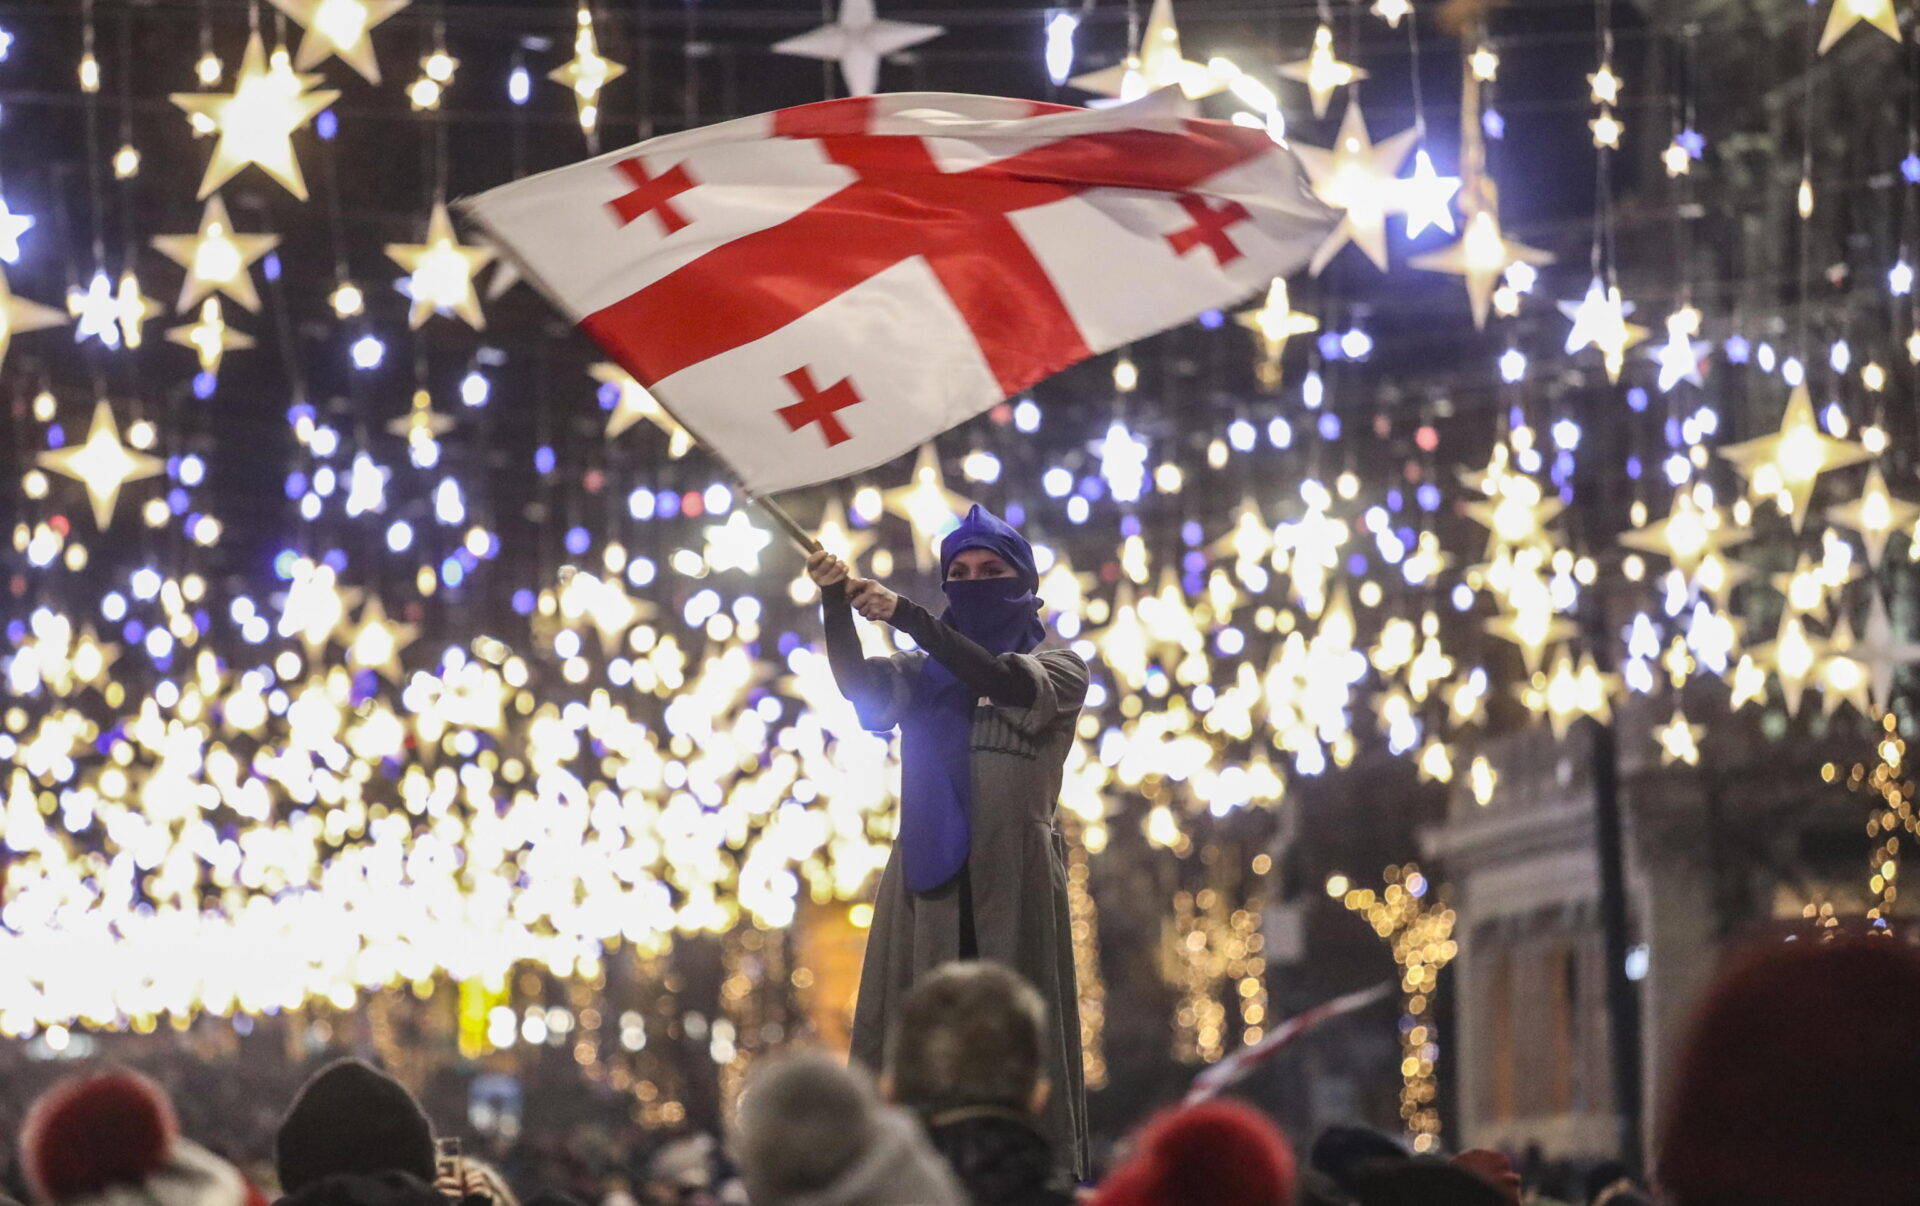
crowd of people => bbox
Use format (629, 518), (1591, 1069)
(2, 936), (1917, 1206)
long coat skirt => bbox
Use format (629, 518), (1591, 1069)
(845, 646), (1091, 1179)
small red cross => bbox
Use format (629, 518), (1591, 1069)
(776, 366), (862, 447)
(1164, 194), (1253, 267)
(607, 157), (697, 235)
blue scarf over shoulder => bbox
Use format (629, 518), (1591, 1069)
(897, 505), (1046, 894)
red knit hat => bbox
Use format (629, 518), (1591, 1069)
(1657, 938), (1920, 1206)
(1090, 1100), (1297, 1206)
(20, 1068), (252, 1206)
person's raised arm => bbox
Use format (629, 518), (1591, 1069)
(845, 578), (1038, 708)
(808, 551), (887, 705)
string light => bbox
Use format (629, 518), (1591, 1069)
(1338, 864), (1455, 1153)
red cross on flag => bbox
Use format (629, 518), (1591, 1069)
(461, 89), (1341, 494)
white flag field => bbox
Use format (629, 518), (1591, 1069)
(461, 89), (1342, 495)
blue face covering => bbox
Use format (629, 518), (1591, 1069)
(896, 506), (1045, 894)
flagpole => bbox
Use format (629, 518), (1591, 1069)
(747, 491), (822, 555)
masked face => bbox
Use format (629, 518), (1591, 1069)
(945, 548), (1019, 582)
(941, 576), (1042, 652)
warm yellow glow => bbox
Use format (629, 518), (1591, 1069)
(549, 5), (628, 135)
(35, 401), (166, 529)
(386, 202), (495, 330)
(170, 33), (338, 200)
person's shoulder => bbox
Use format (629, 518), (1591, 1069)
(1032, 646), (1087, 669)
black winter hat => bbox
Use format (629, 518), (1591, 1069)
(275, 1060), (437, 1194)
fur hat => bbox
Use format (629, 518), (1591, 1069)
(20, 1069), (251, 1206)
(275, 1060), (437, 1195)
(1657, 937), (1920, 1206)
(1090, 1100), (1297, 1206)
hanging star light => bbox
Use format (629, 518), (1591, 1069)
(0, 265), (68, 371)
(549, 4), (626, 138)
(386, 202), (494, 329)
(1295, 104), (1418, 274)
(1827, 464), (1919, 568)
(1278, 25), (1368, 120)
(1771, 554), (1838, 623)
(1817, 0), (1901, 54)
(1588, 64), (1623, 106)
(35, 400), (165, 529)
(114, 271), (160, 350)
(1853, 593), (1920, 715)
(150, 196), (279, 314)
(1753, 610), (1825, 715)
(1652, 307), (1709, 392)
(883, 444), (971, 570)
(1817, 614), (1874, 718)
(1663, 136), (1693, 178)
(1617, 492), (1751, 577)
(772, 0), (943, 99)
(1410, 209), (1554, 329)
(1717, 384), (1872, 530)
(591, 361), (693, 454)
(1235, 278), (1320, 366)
(704, 511), (775, 575)
(1484, 602), (1575, 676)
(166, 298), (253, 373)
(1463, 467), (1564, 557)
(1558, 276), (1648, 384)
(1653, 710), (1704, 767)
(346, 595), (419, 683)
(171, 32), (338, 201)
(0, 192), (35, 263)
(267, 0), (410, 84)
(1399, 149), (1461, 239)
(813, 494), (878, 571)
(278, 559), (363, 656)
(70, 270), (122, 348)
(1372, 0), (1413, 27)
(1069, 0), (1223, 100)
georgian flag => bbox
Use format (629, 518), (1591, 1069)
(461, 90), (1341, 494)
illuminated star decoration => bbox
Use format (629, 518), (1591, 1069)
(814, 494), (878, 570)
(1717, 384), (1872, 530)
(150, 195), (280, 314)
(1653, 710), (1704, 767)
(1069, 0), (1224, 101)
(549, 4), (626, 140)
(1235, 278), (1319, 387)
(170, 32), (338, 201)
(1818, 614), (1874, 719)
(1371, 0), (1413, 27)
(386, 202), (494, 330)
(1410, 207), (1554, 329)
(1828, 463), (1920, 568)
(1652, 306), (1709, 392)
(704, 511), (775, 575)
(167, 298), (254, 374)
(591, 362), (694, 455)
(71, 270), (125, 348)
(36, 400), (165, 528)
(114, 271), (161, 350)
(1753, 610), (1825, 715)
(267, 0), (411, 84)
(346, 595), (420, 683)
(1278, 24), (1368, 120)
(883, 444), (971, 570)
(1618, 492), (1752, 578)
(1398, 149), (1461, 239)
(0, 265), (68, 370)
(1817, 0), (1901, 54)
(0, 192), (35, 263)
(772, 0), (943, 99)
(1853, 593), (1920, 715)
(1558, 275), (1648, 384)
(1294, 103), (1419, 274)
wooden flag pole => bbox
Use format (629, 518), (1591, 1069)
(748, 491), (822, 554)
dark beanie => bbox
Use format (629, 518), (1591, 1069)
(1347, 1160), (1509, 1206)
(1308, 1126), (1408, 1193)
(275, 1060), (437, 1194)
(1657, 938), (1920, 1206)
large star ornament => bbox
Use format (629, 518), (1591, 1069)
(1294, 103), (1419, 274)
(591, 362), (695, 454)
(386, 202), (494, 329)
(150, 195), (280, 314)
(1817, 0), (1901, 54)
(772, 0), (942, 99)
(550, 5), (626, 139)
(1409, 209), (1554, 329)
(1558, 276), (1648, 384)
(171, 32), (338, 201)
(1652, 307), (1709, 392)
(0, 265), (68, 371)
(1069, 0), (1223, 101)
(1717, 384), (1872, 530)
(36, 400), (164, 529)
(1277, 24), (1367, 119)
(0, 192), (35, 263)
(1853, 592), (1920, 715)
(267, 0), (411, 84)
(1398, 148), (1461, 239)
(1827, 463), (1919, 568)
